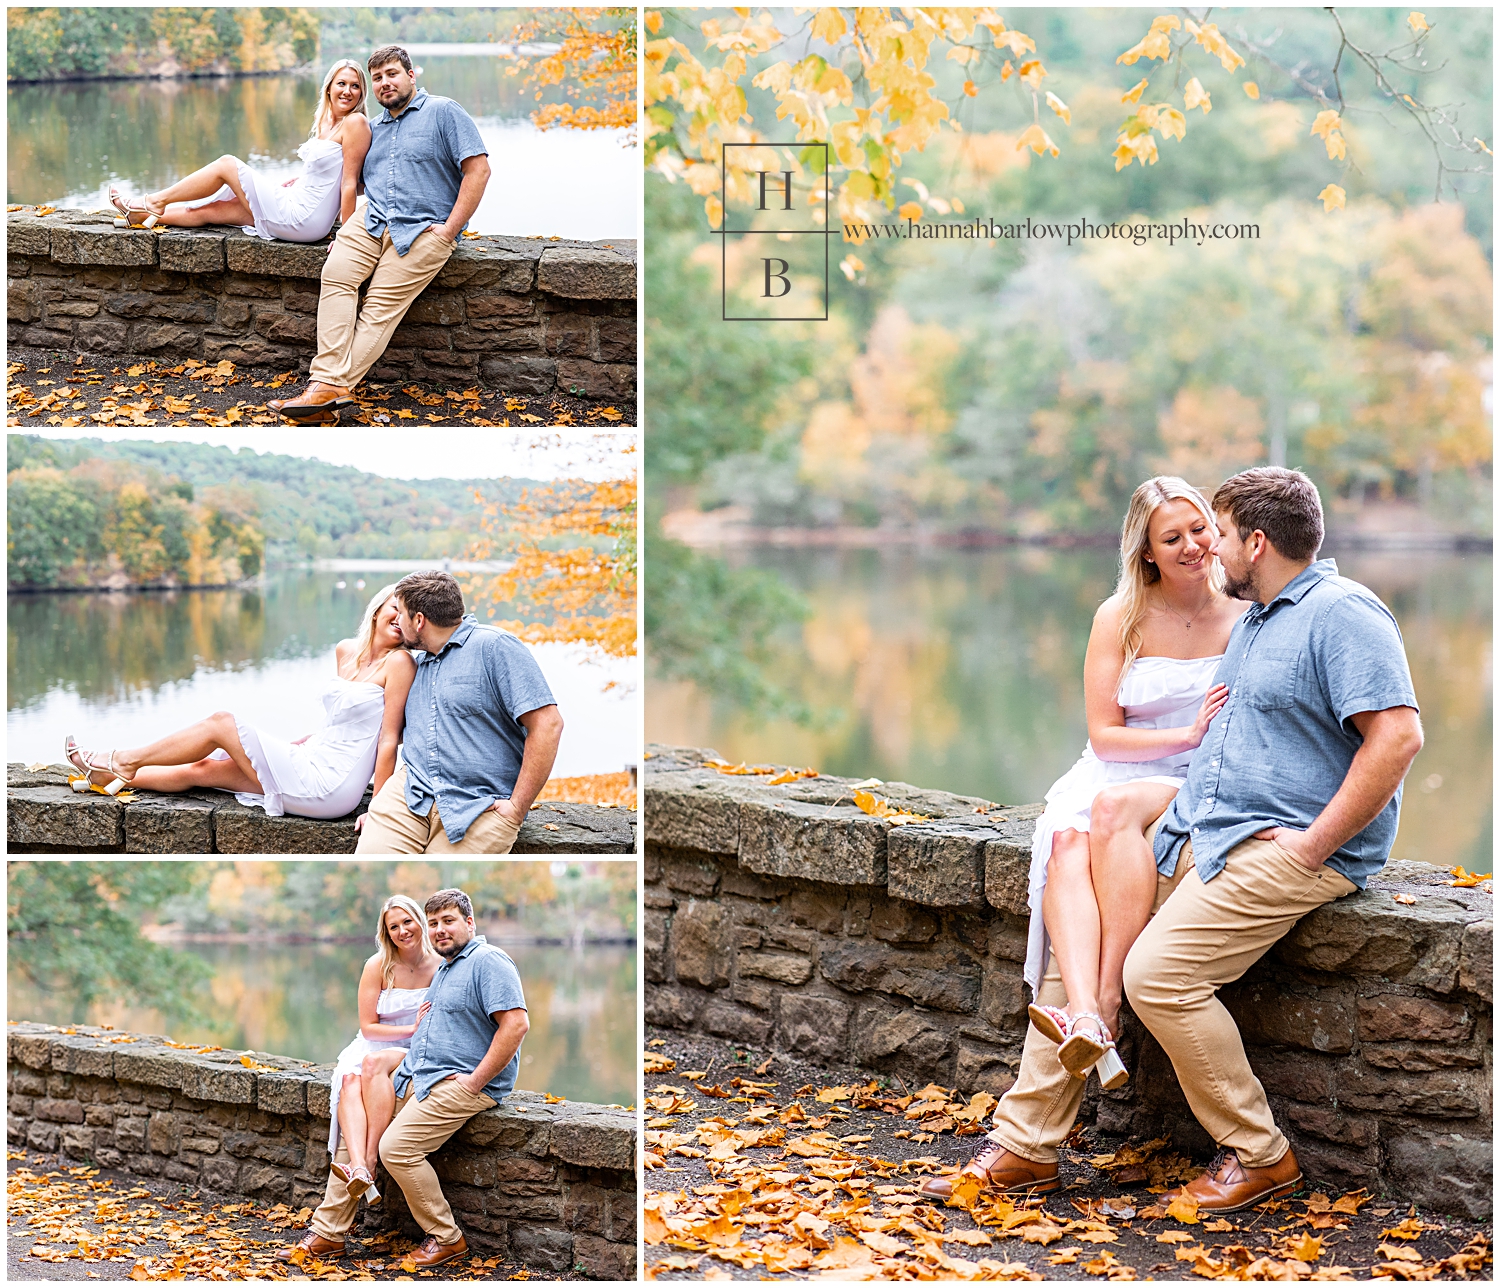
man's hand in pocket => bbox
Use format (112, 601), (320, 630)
(447, 1072), (483, 1096)
(428, 223), (455, 244)
(490, 798), (524, 827)
(1255, 826), (1322, 871)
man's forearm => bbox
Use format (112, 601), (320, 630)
(1302, 719), (1422, 862)
(507, 711), (562, 815)
(467, 1012), (527, 1087)
(442, 167), (489, 237)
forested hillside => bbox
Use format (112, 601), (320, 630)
(7, 435), (533, 588)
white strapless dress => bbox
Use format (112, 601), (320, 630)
(1023, 654), (1224, 995)
(327, 985), (429, 1156)
(210, 677), (384, 820)
(188, 136), (344, 242)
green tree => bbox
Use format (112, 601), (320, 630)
(8, 862), (212, 1021)
(6, 469), (101, 588)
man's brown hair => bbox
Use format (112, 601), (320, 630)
(425, 888), (473, 921)
(367, 44), (413, 74)
(395, 570), (465, 627)
(1211, 467), (1325, 562)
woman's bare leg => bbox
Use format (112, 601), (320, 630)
(144, 156), (250, 212)
(1089, 782), (1179, 1036)
(1041, 828), (1102, 1024)
(337, 1072), (371, 1172)
(160, 196), (254, 228)
(129, 754), (260, 795)
(359, 1049), (408, 1169)
(105, 711), (262, 792)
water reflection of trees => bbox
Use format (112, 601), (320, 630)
(9, 57), (571, 205)
(7, 572), (376, 712)
(651, 547), (1492, 869)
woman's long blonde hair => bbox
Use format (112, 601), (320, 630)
(354, 582), (400, 669)
(375, 895), (432, 987)
(310, 58), (368, 139)
(1114, 476), (1224, 681)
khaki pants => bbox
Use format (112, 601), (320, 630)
(311, 1079), (494, 1245)
(1123, 836), (1354, 1167)
(308, 210), (455, 390)
(355, 764), (521, 854)
(986, 838), (1193, 1164)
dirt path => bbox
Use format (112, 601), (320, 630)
(7, 349), (632, 429)
(643, 1027), (1491, 1282)
(7, 1151), (561, 1281)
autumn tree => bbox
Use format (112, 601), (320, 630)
(463, 452), (637, 660)
(513, 7), (638, 137)
(645, 7), (1490, 227)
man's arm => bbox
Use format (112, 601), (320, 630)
(1259, 706), (1424, 869)
(433, 153), (491, 242)
(491, 704), (563, 827)
(453, 1008), (529, 1096)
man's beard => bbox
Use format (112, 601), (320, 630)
(1222, 564), (1257, 602)
(381, 84), (414, 112)
(435, 937), (464, 959)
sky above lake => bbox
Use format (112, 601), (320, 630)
(23, 427), (636, 481)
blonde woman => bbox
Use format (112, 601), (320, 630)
(326, 895), (439, 1201)
(109, 58), (372, 241)
(65, 583), (415, 821)
(1023, 477), (1249, 1087)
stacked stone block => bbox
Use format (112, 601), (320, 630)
(644, 745), (1493, 1219)
(7, 1023), (636, 1279)
(6, 763), (637, 854)
(7, 212), (635, 400)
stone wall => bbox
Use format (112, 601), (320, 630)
(6, 1022), (636, 1279)
(7, 211), (636, 400)
(643, 745), (1493, 1218)
(7, 763), (637, 854)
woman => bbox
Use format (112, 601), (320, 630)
(108, 59), (371, 243)
(1024, 477), (1248, 1088)
(327, 895), (439, 1200)
(64, 583), (413, 823)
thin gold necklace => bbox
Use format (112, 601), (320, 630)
(1159, 589), (1213, 630)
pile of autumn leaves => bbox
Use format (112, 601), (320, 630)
(6, 1159), (520, 1281)
(643, 1054), (1491, 1282)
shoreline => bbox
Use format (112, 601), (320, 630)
(135, 931), (637, 946)
(7, 66), (316, 86)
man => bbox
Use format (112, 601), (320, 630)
(271, 46), (491, 424)
(923, 467), (1421, 1211)
(280, 888), (529, 1269)
(355, 570), (563, 854)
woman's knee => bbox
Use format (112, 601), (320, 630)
(1090, 786), (1138, 838)
(360, 1054), (387, 1080)
(1046, 832), (1091, 883)
(341, 1072), (361, 1094)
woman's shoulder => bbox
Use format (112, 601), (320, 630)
(339, 113), (372, 137)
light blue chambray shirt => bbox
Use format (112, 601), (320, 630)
(392, 936), (527, 1103)
(404, 616), (557, 844)
(1153, 559), (1419, 889)
(362, 88), (488, 255)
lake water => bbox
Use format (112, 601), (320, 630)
(648, 546), (1493, 870)
(7, 52), (637, 240)
(7, 569), (640, 778)
(7, 938), (636, 1107)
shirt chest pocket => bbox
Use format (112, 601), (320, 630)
(1239, 647), (1303, 710)
(443, 676), (494, 720)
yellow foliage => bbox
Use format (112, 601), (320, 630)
(1318, 183), (1346, 212)
(1045, 91), (1071, 124)
(1183, 77), (1211, 112)
(1117, 15), (1180, 65)
(1017, 122), (1060, 157)
(516, 9), (637, 135)
(463, 473), (637, 658)
(1156, 386), (1267, 484)
(1244, 81), (1260, 99)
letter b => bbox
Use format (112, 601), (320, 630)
(762, 258), (792, 298)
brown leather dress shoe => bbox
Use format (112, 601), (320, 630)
(918, 1139), (1061, 1200)
(408, 1234), (469, 1268)
(1170, 1146), (1302, 1213)
(268, 382), (354, 422)
(274, 1230), (346, 1262)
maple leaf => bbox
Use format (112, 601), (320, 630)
(1448, 866), (1491, 886)
(1016, 123), (1061, 158)
(1408, 11), (1429, 33)
(1122, 77), (1149, 104)
(1117, 15), (1180, 65)
(1046, 91), (1071, 125)
(1183, 78), (1212, 112)
(1318, 184), (1346, 212)
(1166, 1192), (1201, 1224)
